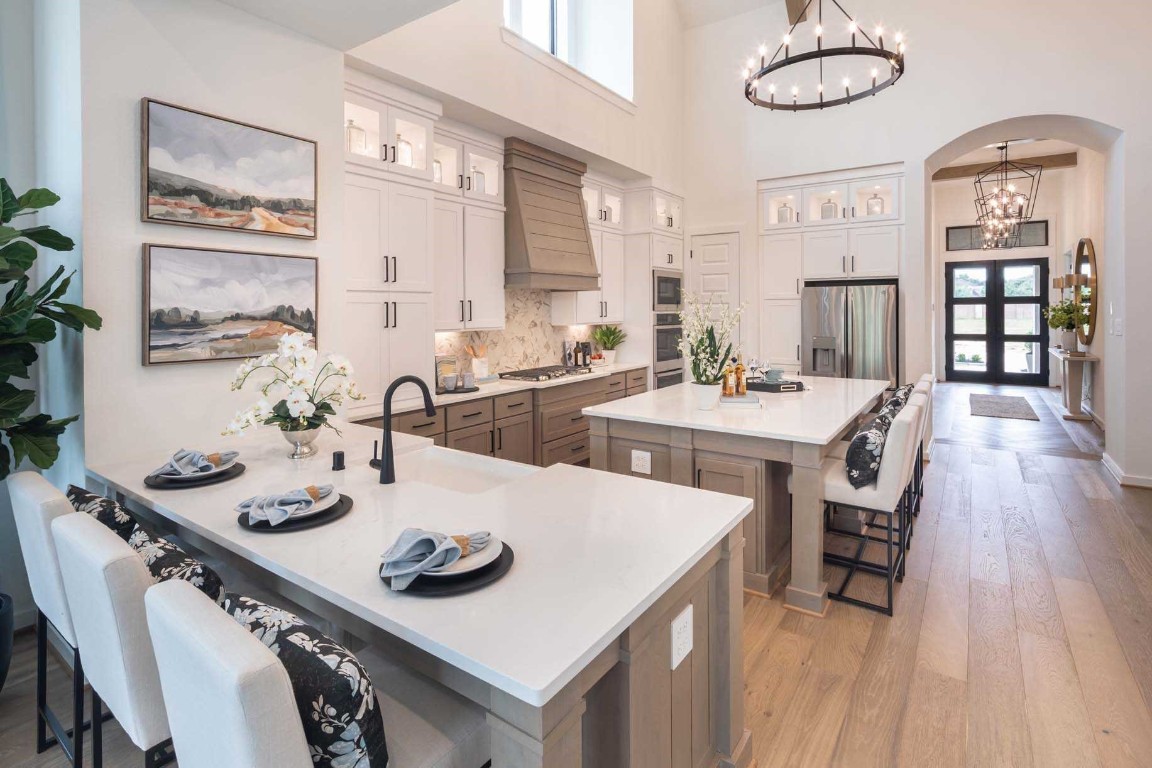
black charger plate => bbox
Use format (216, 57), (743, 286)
(237, 494), (354, 533)
(144, 463), (247, 489)
(382, 544), (515, 597)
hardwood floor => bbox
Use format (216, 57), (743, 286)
(0, 383), (1145, 767)
(742, 383), (1152, 768)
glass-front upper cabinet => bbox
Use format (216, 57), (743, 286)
(849, 176), (901, 223)
(653, 192), (683, 234)
(464, 145), (503, 205)
(802, 183), (850, 227)
(584, 183), (623, 229)
(433, 139), (463, 195)
(759, 187), (803, 231)
(343, 93), (433, 181)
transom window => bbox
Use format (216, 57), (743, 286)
(504, 0), (634, 100)
(945, 220), (1049, 252)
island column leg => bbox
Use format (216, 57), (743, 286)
(714, 524), (754, 767)
(487, 698), (586, 768)
(785, 442), (829, 616)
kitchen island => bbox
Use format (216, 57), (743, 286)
(584, 377), (890, 616)
(86, 422), (752, 767)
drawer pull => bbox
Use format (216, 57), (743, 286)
(569, 415), (583, 422)
(506, 401), (525, 408)
(570, 444), (586, 453)
(608, 381), (623, 388)
(412, 421), (436, 430)
(462, 410), (484, 419)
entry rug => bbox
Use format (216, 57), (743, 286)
(969, 394), (1039, 421)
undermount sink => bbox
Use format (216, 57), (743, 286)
(392, 446), (538, 493)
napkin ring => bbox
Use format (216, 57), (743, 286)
(451, 534), (471, 557)
(207, 452), (222, 467)
(305, 485), (322, 501)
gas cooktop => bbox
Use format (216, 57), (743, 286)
(499, 365), (594, 382)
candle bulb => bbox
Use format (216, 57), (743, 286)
(783, 33), (791, 58)
(871, 67), (878, 88)
(876, 26), (884, 50)
(791, 85), (798, 105)
(848, 20), (857, 47)
(843, 77), (851, 98)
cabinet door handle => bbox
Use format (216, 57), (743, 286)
(796, 278), (800, 294)
(468, 300), (473, 321)
(696, 468), (702, 488)
(384, 301), (390, 328)
(796, 211), (800, 223)
(842, 206), (846, 218)
(458, 174), (464, 189)
(392, 256), (397, 282)
(459, 300), (465, 323)
(380, 144), (388, 161)
(466, 175), (472, 191)
(852, 255), (856, 272)
(842, 255), (846, 273)
(852, 206), (856, 217)
(797, 344), (800, 360)
(392, 301), (398, 328)
(497, 427), (503, 451)
(489, 430), (495, 455)
(383, 255), (390, 283)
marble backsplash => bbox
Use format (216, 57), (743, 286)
(435, 289), (593, 373)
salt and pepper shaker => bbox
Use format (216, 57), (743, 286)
(332, 450), (345, 472)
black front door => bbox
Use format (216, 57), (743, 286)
(945, 258), (1049, 385)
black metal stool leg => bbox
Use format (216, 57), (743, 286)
(35, 612), (49, 753)
(92, 687), (102, 768)
(71, 649), (84, 768)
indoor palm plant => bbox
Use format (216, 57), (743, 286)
(678, 291), (743, 410)
(1043, 298), (1088, 353)
(591, 324), (626, 364)
(0, 179), (103, 693)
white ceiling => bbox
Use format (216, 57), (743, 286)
(945, 139), (1081, 168)
(215, 0), (461, 50)
(677, 0), (783, 29)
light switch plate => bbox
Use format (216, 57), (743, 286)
(671, 604), (693, 670)
(631, 449), (652, 475)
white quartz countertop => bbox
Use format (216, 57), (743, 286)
(86, 422), (749, 707)
(582, 378), (891, 445)
(377, 362), (649, 416)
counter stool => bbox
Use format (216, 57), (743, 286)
(51, 512), (176, 768)
(819, 400), (923, 615)
(8, 472), (111, 768)
(912, 375), (935, 517)
(145, 580), (491, 768)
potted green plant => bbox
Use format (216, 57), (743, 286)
(0, 179), (103, 694)
(678, 292), (743, 410)
(1043, 298), (1088, 353)
(590, 325), (626, 365)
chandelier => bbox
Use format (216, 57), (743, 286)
(973, 143), (1043, 249)
(742, 0), (907, 112)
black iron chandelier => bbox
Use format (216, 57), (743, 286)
(973, 143), (1043, 249)
(742, 0), (906, 111)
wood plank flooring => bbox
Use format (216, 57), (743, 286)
(742, 383), (1152, 767)
(0, 384), (1147, 767)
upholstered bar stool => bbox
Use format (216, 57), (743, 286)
(8, 472), (103, 767)
(145, 580), (491, 768)
(820, 400), (924, 615)
(52, 512), (176, 767)
(912, 375), (935, 516)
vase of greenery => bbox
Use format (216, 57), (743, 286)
(224, 331), (365, 458)
(0, 179), (103, 693)
(591, 325), (626, 365)
(1043, 298), (1088, 353)
(678, 292), (743, 410)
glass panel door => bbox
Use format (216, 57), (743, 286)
(945, 258), (1048, 384)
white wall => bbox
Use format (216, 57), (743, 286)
(685, 0), (1152, 483)
(350, 0), (685, 190)
(78, 0), (346, 463)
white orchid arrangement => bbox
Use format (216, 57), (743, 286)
(677, 291), (745, 385)
(223, 331), (364, 436)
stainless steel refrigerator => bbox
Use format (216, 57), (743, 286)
(801, 280), (899, 387)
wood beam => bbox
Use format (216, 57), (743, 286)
(932, 152), (1078, 182)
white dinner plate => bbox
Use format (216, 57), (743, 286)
(161, 456), (239, 481)
(423, 537), (504, 577)
(293, 489), (341, 517)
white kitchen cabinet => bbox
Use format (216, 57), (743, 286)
(343, 92), (433, 182)
(583, 182), (623, 229)
(433, 201), (506, 331)
(624, 187), (684, 236)
(849, 226), (901, 278)
(803, 183), (850, 227)
(849, 176), (901, 223)
(432, 138), (464, 196)
(551, 231), (624, 325)
(759, 233), (802, 300)
(759, 187), (803, 232)
(651, 234), (683, 270)
(464, 144), (503, 205)
(802, 229), (849, 279)
(654, 192), (683, 234)
(344, 174), (433, 293)
(345, 292), (434, 407)
(761, 300), (802, 368)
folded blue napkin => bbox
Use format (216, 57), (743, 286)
(153, 449), (239, 478)
(237, 484), (335, 527)
(380, 528), (492, 591)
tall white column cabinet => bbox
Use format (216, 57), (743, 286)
(757, 165), (904, 376)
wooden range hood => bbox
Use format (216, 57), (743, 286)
(504, 138), (600, 292)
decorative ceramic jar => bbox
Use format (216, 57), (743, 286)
(692, 382), (722, 411)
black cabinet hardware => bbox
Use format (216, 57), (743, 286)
(462, 410), (484, 419)
(392, 302), (397, 328)
(459, 300), (465, 323)
(468, 300), (473, 321)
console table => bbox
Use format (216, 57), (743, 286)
(1049, 348), (1100, 421)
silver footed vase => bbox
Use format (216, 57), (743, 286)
(282, 427), (320, 459)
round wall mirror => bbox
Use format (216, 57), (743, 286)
(1074, 238), (1098, 345)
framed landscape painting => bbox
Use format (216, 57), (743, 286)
(143, 244), (318, 366)
(141, 98), (317, 238)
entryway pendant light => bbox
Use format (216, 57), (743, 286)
(973, 143), (1043, 250)
(742, 0), (907, 112)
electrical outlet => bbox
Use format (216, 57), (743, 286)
(1113, 317), (1124, 336)
(671, 604), (693, 670)
(631, 449), (652, 475)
